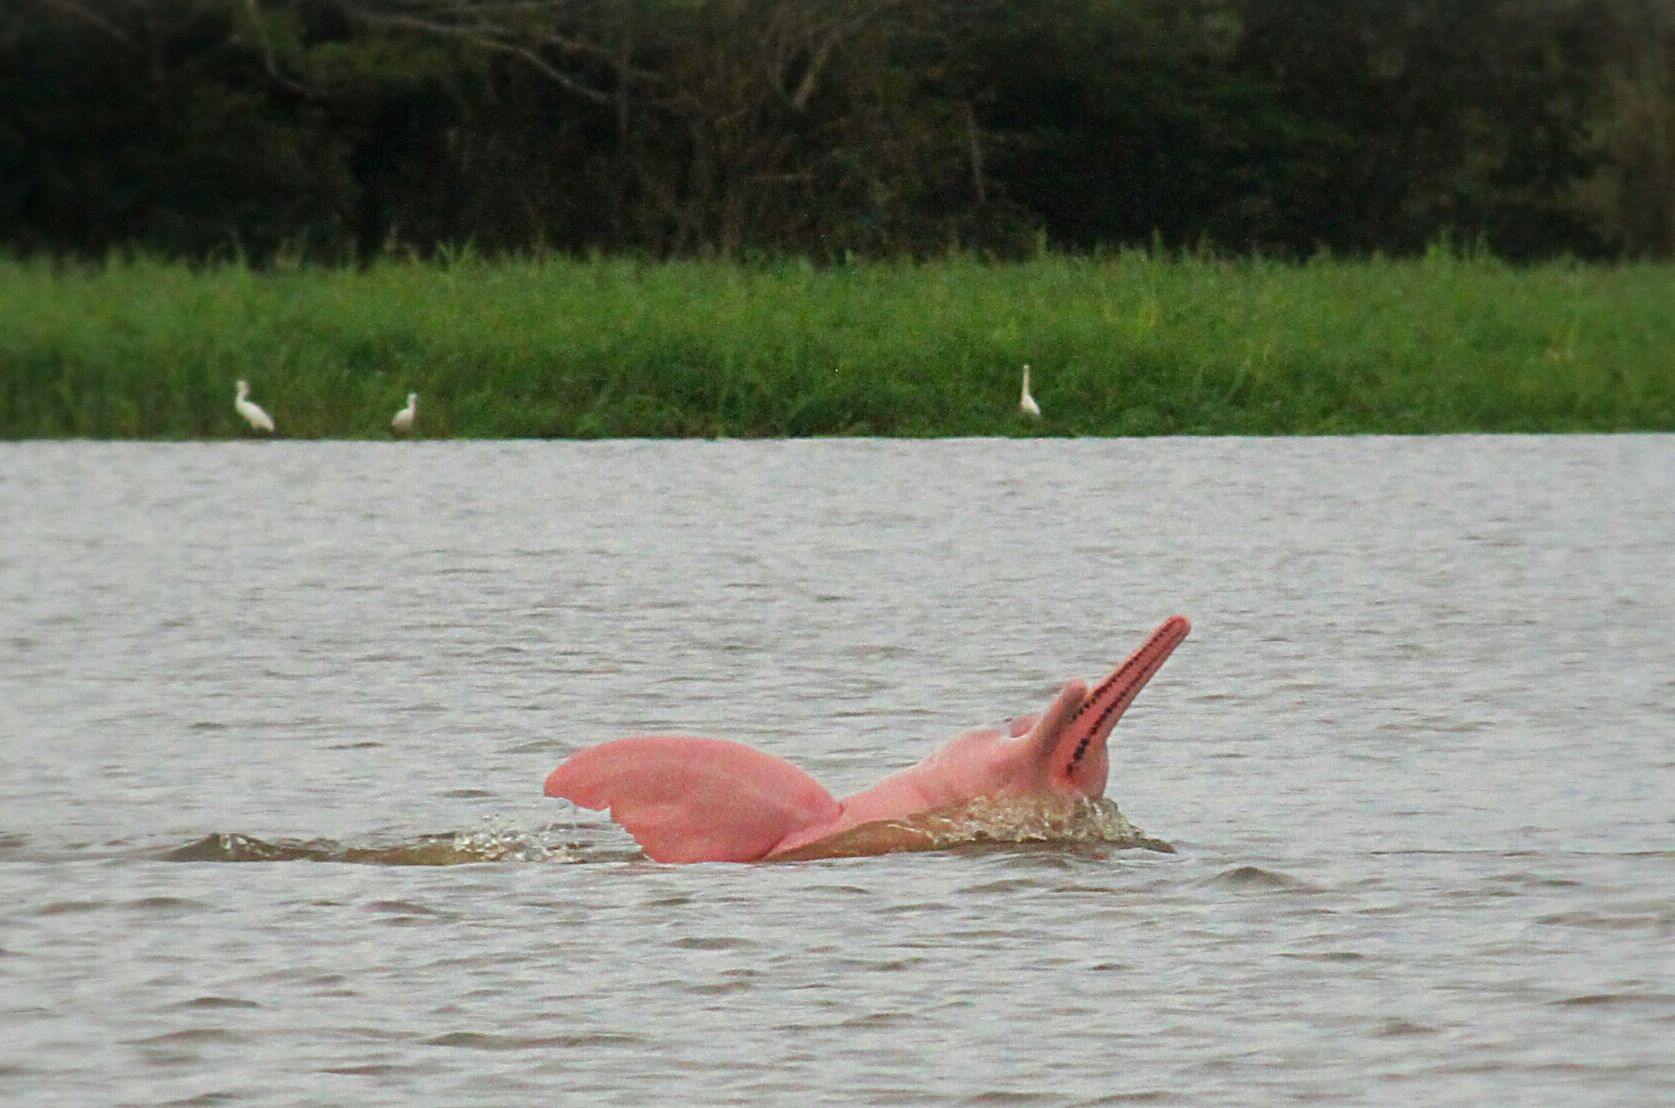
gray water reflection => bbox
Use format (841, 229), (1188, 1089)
(2, 436), (1672, 1104)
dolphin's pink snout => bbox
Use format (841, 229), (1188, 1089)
(1044, 614), (1192, 795)
(1148, 615), (1191, 644)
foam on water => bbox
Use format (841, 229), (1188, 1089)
(771, 795), (1173, 861)
(159, 799), (1168, 865)
(907, 794), (1173, 853)
(163, 822), (578, 865)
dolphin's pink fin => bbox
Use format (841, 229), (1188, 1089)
(544, 736), (841, 863)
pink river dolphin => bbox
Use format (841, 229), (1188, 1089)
(544, 615), (1191, 863)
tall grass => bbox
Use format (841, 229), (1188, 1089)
(2, 252), (1671, 437)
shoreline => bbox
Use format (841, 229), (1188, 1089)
(5, 253), (1672, 439)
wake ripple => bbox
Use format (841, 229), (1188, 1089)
(163, 825), (573, 865)
(160, 797), (1170, 865)
(773, 795), (1174, 861)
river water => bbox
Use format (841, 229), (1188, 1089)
(2, 436), (1671, 1104)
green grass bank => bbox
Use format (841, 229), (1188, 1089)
(2, 253), (1672, 438)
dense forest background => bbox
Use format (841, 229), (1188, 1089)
(4, 0), (1673, 264)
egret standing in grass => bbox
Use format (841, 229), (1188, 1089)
(234, 379), (275, 433)
(391, 391), (417, 435)
(1019, 364), (1041, 419)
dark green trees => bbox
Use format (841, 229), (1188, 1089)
(1, 0), (1666, 262)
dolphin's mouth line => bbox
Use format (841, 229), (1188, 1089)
(1068, 617), (1189, 737)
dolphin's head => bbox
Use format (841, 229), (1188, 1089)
(920, 616), (1191, 804)
(1030, 615), (1191, 797)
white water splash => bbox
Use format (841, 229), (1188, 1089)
(888, 795), (1174, 854)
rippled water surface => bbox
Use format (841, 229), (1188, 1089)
(3, 437), (1671, 1104)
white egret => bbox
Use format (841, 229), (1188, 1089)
(391, 391), (417, 435)
(234, 379), (275, 433)
(1019, 364), (1041, 419)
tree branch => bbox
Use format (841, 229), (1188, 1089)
(38, 0), (132, 42)
(338, 2), (615, 103)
